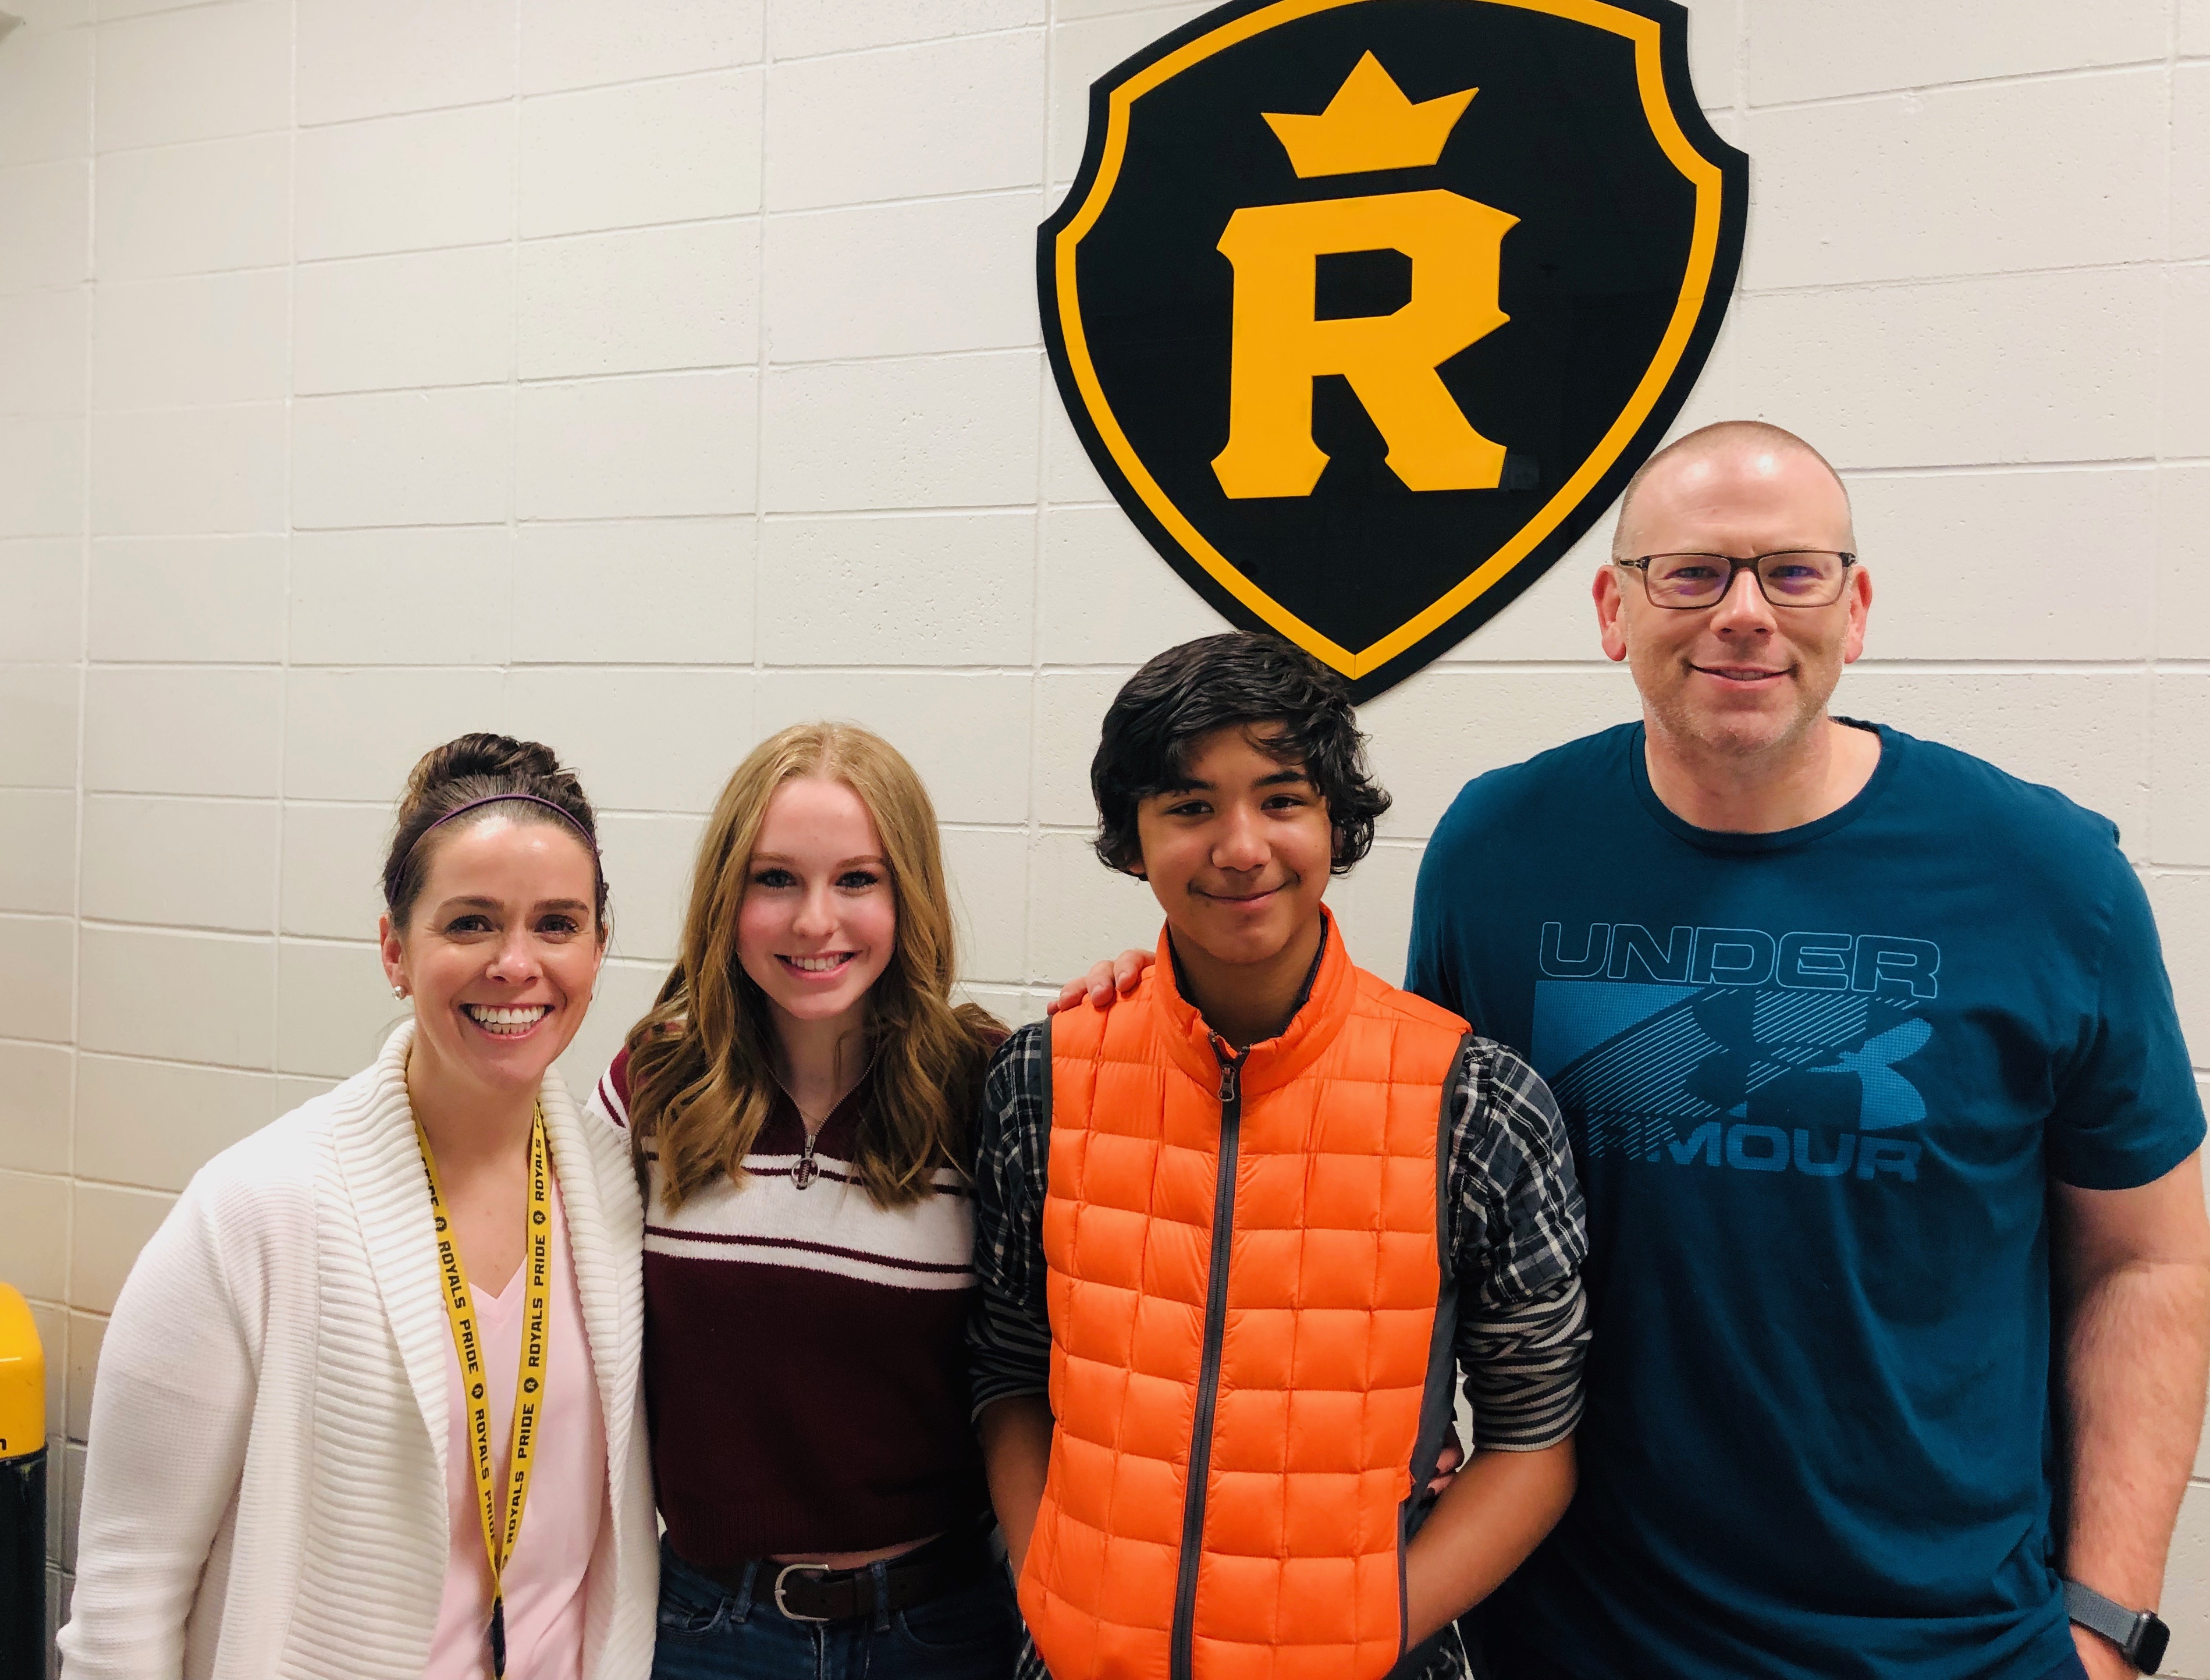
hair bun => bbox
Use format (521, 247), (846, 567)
(405, 732), (563, 804)
(385, 732), (605, 930)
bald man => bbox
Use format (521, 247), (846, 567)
(1402, 422), (2210, 1680)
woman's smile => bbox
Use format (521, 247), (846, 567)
(459, 1001), (553, 1037)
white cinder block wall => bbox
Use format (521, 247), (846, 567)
(0, 0), (2205, 1664)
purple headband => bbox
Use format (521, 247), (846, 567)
(407, 793), (599, 864)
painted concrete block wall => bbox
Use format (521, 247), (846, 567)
(0, 0), (2204, 1664)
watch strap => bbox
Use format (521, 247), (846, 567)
(2063, 1578), (2169, 1674)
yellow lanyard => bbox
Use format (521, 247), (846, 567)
(418, 1107), (552, 1680)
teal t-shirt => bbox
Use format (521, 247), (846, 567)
(1406, 721), (2203, 1680)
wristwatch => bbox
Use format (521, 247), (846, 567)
(2063, 1579), (2170, 1675)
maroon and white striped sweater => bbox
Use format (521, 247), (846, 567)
(588, 1048), (990, 1565)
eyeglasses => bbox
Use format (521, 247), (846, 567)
(1615, 550), (1857, 610)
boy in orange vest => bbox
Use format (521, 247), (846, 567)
(969, 633), (1588, 1680)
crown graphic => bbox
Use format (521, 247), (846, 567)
(1262, 52), (1477, 178)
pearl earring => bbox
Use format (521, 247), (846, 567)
(392, 985), (407, 1000)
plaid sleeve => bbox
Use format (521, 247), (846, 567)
(1445, 1038), (1590, 1450)
(967, 1020), (1054, 1419)
(1014, 1632), (1051, 1680)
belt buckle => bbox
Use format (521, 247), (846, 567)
(773, 1562), (834, 1623)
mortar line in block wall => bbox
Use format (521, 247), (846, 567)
(509, 509), (761, 527)
(748, 504), (1082, 524)
(751, 20), (771, 713)
(504, 0), (523, 747)
(1021, 0), (1057, 992)
(45, 790), (291, 809)
(70, 915), (325, 940)
(1737, 55), (2170, 116)
(520, 179), (1039, 231)
(1845, 458), (2200, 477)
(46, 1164), (186, 1203)
(11, 1049), (317, 1084)
(106, 93), (494, 150)
(286, 239), (507, 271)
(1844, 658), (2210, 674)
(69, 349), (1044, 409)
(268, 0), (300, 1085)
(76, 918), (294, 944)
(501, 211), (764, 254)
(763, 20), (1049, 74)
(0, 1039), (287, 1075)
(2147, 9), (2177, 876)
(1731, 0), (1746, 143)
(499, 360), (787, 392)
(60, 0), (102, 1408)
(2167, 0), (2182, 264)
(752, 343), (1049, 376)
(0, 1035), (74, 1059)
(747, 498), (1050, 518)
(1742, 258), (2187, 301)
(754, 183), (1042, 228)
(67, 127), (259, 165)
(246, 35), (1044, 140)
(302, 505), (1097, 533)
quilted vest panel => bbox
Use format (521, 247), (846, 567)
(1021, 919), (1468, 1680)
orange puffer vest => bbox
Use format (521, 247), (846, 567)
(1022, 914), (1470, 1680)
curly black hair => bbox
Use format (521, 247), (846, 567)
(1090, 632), (1391, 876)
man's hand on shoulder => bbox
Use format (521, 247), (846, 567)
(1046, 949), (1155, 1015)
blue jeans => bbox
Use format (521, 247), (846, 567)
(652, 1539), (1024, 1680)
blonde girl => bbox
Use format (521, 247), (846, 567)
(585, 723), (1015, 1680)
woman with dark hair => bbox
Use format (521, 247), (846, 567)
(583, 721), (1021, 1680)
(61, 734), (657, 1680)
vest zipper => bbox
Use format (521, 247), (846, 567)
(1171, 1038), (1248, 1680)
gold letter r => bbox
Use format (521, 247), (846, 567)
(1211, 189), (1519, 498)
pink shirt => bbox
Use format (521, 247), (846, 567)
(427, 1173), (607, 1680)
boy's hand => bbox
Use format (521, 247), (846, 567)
(1428, 1435), (1465, 1496)
(979, 1396), (1056, 1577)
(1404, 1437), (1576, 1645)
(1046, 949), (1156, 1015)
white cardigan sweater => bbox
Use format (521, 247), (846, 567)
(58, 1024), (658, 1680)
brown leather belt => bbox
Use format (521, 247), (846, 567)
(692, 1527), (996, 1624)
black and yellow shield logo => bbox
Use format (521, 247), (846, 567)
(1041, 0), (1747, 698)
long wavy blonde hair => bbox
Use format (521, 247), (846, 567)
(625, 723), (999, 1210)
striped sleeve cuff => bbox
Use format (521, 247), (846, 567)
(967, 1022), (1054, 1419)
(1458, 1275), (1588, 1451)
(968, 1286), (1053, 1418)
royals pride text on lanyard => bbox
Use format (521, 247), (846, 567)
(418, 1109), (552, 1679)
